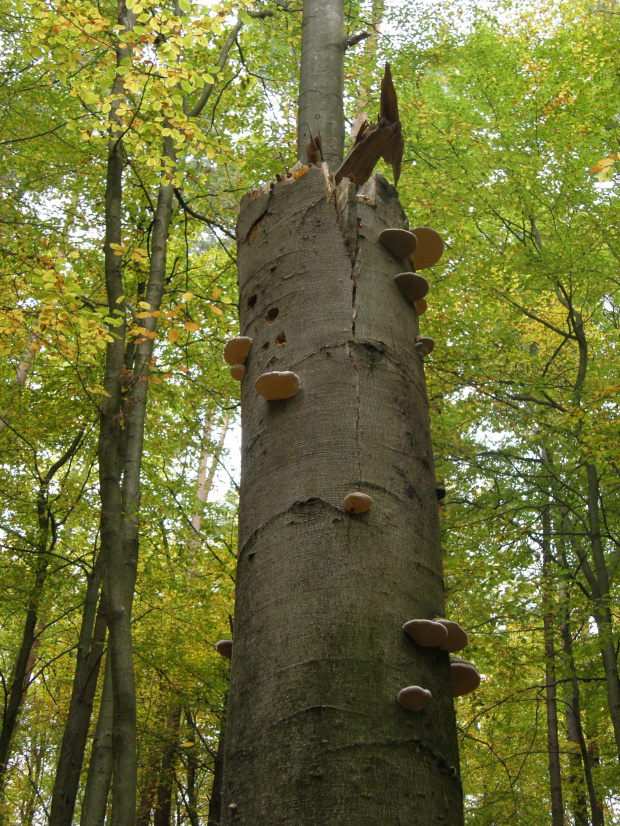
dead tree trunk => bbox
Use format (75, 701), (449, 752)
(220, 168), (462, 824)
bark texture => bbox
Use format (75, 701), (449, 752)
(221, 167), (462, 825)
(297, 0), (345, 168)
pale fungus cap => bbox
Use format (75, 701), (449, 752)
(394, 272), (430, 303)
(216, 640), (233, 659)
(415, 297), (428, 315)
(450, 658), (481, 697)
(229, 364), (245, 381)
(379, 228), (419, 259)
(398, 686), (432, 712)
(343, 492), (373, 514)
(410, 227), (444, 271)
(255, 371), (300, 400)
(403, 619), (449, 647)
(433, 619), (469, 653)
(223, 336), (253, 366)
(415, 337), (435, 357)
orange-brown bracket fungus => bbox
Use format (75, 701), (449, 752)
(216, 640), (233, 659)
(343, 492), (373, 514)
(403, 619), (449, 648)
(434, 619), (469, 653)
(398, 686), (432, 711)
(410, 227), (444, 271)
(229, 364), (245, 381)
(415, 298), (428, 315)
(450, 658), (481, 697)
(379, 228), (418, 259)
(223, 336), (253, 366)
(255, 371), (300, 400)
(415, 337), (435, 357)
(394, 272), (429, 304)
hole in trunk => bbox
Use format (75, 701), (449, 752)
(261, 342), (270, 352)
(265, 307), (279, 323)
(247, 294), (257, 310)
(275, 332), (286, 346)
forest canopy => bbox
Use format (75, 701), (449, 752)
(0, 0), (619, 822)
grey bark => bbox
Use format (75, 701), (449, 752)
(297, 0), (345, 168)
(80, 657), (114, 826)
(153, 707), (181, 826)
(221, 168), (462, 824)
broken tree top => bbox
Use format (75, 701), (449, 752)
(322, 63), (404, 188)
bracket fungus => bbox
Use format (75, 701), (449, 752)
(415, 337), (435, 357)
(450, 658), (481, 697)
(379, 228), (418, 259)
(435, 486), (446, 501)
(415, 298), (428, 315)
(410, 226), (444, 271)
(229, 364), (245, 381)
(434, 619), (469, 653)
(223, 336), (252, 366)
(398, 686), (432, 712)
(216, 640), (233, 659)
(343, 491), (373, 514)
(394, 272), (429, 303)
(255, 371), (300, 400)
(403, 618), (449, 647)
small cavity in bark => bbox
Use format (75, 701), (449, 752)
(261, 342), (270, 352)
(275, 332), (286, 346)
(247, 294), (257, 310)
(265, 307), (279, 323)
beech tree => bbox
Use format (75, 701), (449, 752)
(219, 0), (465, 822)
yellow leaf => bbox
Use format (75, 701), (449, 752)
(210, 287), (222, 299)
(69, 250), (79, 259)
(589, 157), (614, 174)
(598, 165), (614, 182)
(136, 311), (152, 318)
(208, 305), (223, 316)
(168, 328), (179, 343)
(138, 301), (151, 309)
(183, 321), (199, 332)
(181, 291), (195, 302)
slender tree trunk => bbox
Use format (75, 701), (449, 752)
(0, 430), (83, 813)
(207, 697), (227, 826)
(80, 656), (114, 826)
(585, 463), (620, 761)
(297, 0), (345, 167)
(560, 613), (604, 826)
(49, 556), (107, 826)
(221, 169), (462, 824)
(153, 708), (181, 826)
(541, 506), (564, 826)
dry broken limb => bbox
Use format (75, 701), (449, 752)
(335, 63), (404, 186)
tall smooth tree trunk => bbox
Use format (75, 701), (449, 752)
(207, 697), (227, 826)
(153, 707), (181, 826)
(297, 0), (345, 167)
(80, 658), (114, 826)
(221, 168), (462, 824)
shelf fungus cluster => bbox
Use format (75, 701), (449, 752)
(398, 618), (480, 709)
(380, 225), (443, 361)
(222, 335), (300, 401)
(223, 336), (252, 381)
